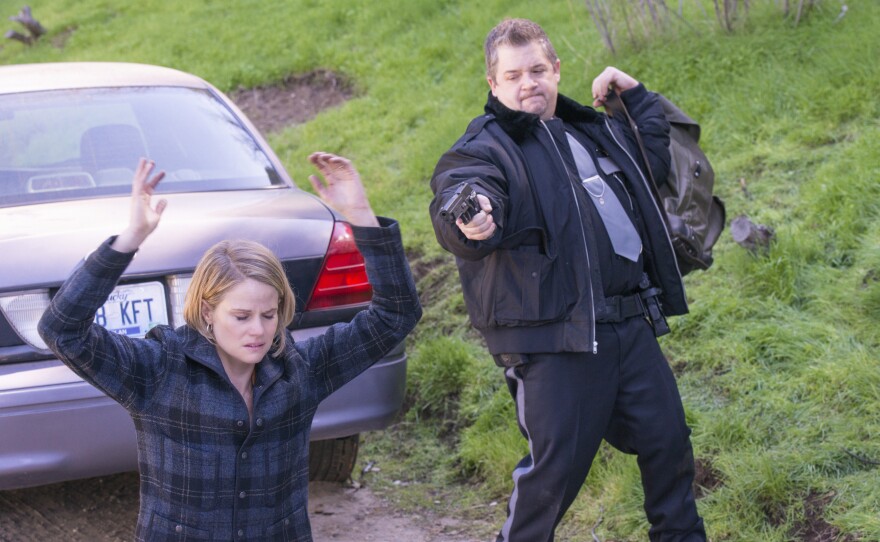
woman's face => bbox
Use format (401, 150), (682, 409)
(203, 278), (279, 373)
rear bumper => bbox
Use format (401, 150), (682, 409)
(310, 341), (407, 440)
(0, 335), (406, 490)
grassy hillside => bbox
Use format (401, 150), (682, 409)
(2, 0), (878, 540)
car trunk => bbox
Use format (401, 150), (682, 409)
(0, 187), (338, 361)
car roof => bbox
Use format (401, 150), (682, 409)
(0, 62), (212, 95)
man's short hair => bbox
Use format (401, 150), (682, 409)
(484, 18), (559, 80)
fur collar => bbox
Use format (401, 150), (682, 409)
(483, 91), (602, 141)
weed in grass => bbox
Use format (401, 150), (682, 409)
(860, 269), (880, 320)
(831, 470), (880, 539)
(406, 336), (479, 423)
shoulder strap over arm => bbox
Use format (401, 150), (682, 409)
(603, 91), (657, 190)
(603, 91), (670, 226)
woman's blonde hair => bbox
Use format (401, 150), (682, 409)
(184, 239), (296, 356)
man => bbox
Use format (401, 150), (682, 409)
(429, 18), (706, 542)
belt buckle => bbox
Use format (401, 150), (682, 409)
(602, 295), (622, 322)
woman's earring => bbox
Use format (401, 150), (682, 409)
(207, 323), (213, 335)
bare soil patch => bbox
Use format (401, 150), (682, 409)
(692, 457), (723, 498)
(309, 481), (489, 542)
(229, 70), (354, 135)
(789, 491), (857, 542)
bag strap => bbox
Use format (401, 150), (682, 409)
(603, 90), (669, 225)
(603, 91), (658, 191)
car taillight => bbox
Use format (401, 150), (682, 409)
(0, 290), (51, 352)
(167, 274), (193, 329)
(306, 221), (372, 311)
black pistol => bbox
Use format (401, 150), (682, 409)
(438, 182), (481, 225)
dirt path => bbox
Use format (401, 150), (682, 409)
(0, 473), (490, 542)
(309, 482), (488, 542)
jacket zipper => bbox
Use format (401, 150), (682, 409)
(603, 117), (687, 292)
(540, 121), (598, 354)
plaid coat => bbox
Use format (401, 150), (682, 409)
(38, 219), (422, 542)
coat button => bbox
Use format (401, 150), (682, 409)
(255, 418), (263, 427)
(284, 518), (290, 526)
(175, 525), (182, 533)
(237, 529), (244, 537)
(241, 451), (248, 459)
(236, 420), (244, 428)
(239, 491), (246, 499)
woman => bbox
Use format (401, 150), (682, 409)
(38, 153), (421, 541)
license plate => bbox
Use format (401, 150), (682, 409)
(94, 282), (168, 337)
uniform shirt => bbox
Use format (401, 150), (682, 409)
(545, 118), (645, 297)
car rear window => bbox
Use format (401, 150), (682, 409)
(0, 87), (285, 206)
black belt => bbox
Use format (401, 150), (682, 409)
(595, 293), (645, 323)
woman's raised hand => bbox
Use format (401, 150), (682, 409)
(111, 158), (167, 253)
(308, 152), (379, 228)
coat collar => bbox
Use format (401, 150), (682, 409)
(483, 91), (602, 142)
(178, 325), (284, 388)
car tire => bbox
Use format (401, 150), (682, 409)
(308, 434), (359, 482)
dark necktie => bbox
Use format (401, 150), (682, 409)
(566, 133), (642, 262)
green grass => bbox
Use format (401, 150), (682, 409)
(3, 0), (879, 539)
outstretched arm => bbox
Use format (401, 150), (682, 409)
(308, 152), (379, 228)
(429, 139), (509, 261)
(111, 158), (167, 253)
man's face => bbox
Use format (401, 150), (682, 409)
(488, 41), (560, 120)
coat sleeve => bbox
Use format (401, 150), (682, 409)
(428, 122), (511, 261)
(619, 83), (671, 188)
(37, 238), (168, 412)
(294, 218), (422, 402)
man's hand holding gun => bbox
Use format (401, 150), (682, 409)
(439, 182), (496, 241)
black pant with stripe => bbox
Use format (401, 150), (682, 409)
(496, 317), (706, 542)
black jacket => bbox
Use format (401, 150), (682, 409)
(429, 84), (687, 356)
